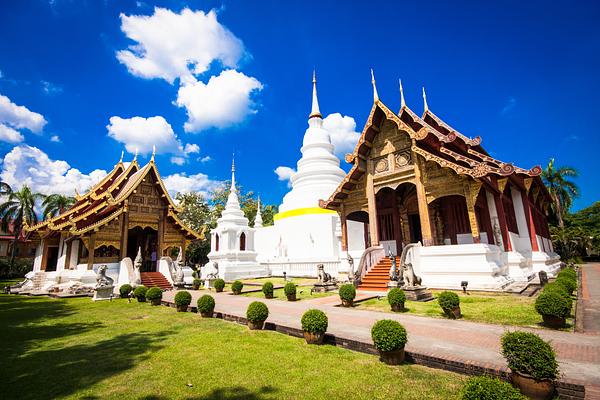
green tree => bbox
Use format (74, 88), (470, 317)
(42, 194), (75, 219)
(542, 158), (579, 228)
(175, 192), (212, 266)
(0, 185), (45, 268)
(209, 181), (277, 227)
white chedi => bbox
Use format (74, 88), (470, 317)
(207, 160), (268, 280)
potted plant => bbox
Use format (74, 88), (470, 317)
(119, 284), (133, 298)
(213, 278), (225, 293)
(301, 309), (328, 345)
(535, 289), (572, 328)
(284, 282), (297, 301)
(501, 331), (558, 399)
(133, 285), (148, 302)
(231, 280), (244, 295)
(197, 294), (215, 318)
(192, 278), (201, 290)
(146, 287), (163, 306)
(174, 290), (192, 312)
(387, 288), (406, 312)
(246, 301), (269, 330)
(438, 291), (461, 318)
(262, 281), (274, 299)
(371, 319), (408, 365)
(339, 284), (356, 307)
(461, 376), (526, 400)
(555, 276), (576, 296)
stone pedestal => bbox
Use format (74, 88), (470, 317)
(387, 281), (399, 289)
(312, 282), (338, 293)
(401, 286), (433, 302)
(93, 286), (114, 301)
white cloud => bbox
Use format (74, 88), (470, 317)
(501, 97), (516, 115)
(106, 115), (180, 155)
(1, 145), (107, 195)
(323, 113), (360, 157)
(0, 124), (24, 143)
(176, 70), (263, 132)
(0, 94), (47, 133)
(50, 135), (61, 143)
(41, 81), (63, 95)
(162, 172), (221, 198)
(170, 156), (185, 166)
(274, 166), (295, 187)
(116, 7), (244, 84)
(199, 155), (212, 163)
(183, 143), (199, 154)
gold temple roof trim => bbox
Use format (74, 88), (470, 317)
(70, 208), (124, 235)
(423, 109), (482, 147)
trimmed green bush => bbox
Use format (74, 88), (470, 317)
(197, 295), (215, 314)
(262, 281), (274, 298)
(543, 282), (570, 298)
(501, 331), (559, 380)
(284, 282), (296, 296)
(438, 291), (460, 311)
(461, 376), (526, 400)
(535, 289), (572, 318)
(301, 309), (328, 334)
(246, 301), (269, 323)
(119, 284), (133, 298)
(213, 278), (225, 291)
(371, 319), (407, 352)
(192, 278), (201, 290)
(557, 267), (577, 281)
(231, 280), (244, 294)
(555, 276), (576, 295)
(146, 287), (162, 302)
(174, 290), (192, 307)
(339, 284), (356, 302)
(387, 288), (406, 307)
(133, 285), (148, 301)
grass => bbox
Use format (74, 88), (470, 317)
(0, 279), (22, 291)
(356, 289), (570, 328)
(239, 277), (317, 286)
(0, 294), (465, 399)
(241, 286), (336, 301)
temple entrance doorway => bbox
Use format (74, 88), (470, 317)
(127, 226), (158, 272)
(375, 183), (420, 255)
(45, 246), (59, 271)
(347, 211), (370, 248)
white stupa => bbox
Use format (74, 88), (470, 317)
(254, 72), (365, 274)
(208, 159), (268, 280)
(254, 196), (263, 228)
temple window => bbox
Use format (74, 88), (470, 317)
(215, 234), (220, 252)
(240, 232), (246, 251)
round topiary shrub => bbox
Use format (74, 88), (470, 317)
(339, 284), (356, 307)
(213, 278), (225, 292)
(543, 282), (570, 298)
(535, 289), (572, 328)
(192, 278), (201, 290)
(371, 319), (407, 364)
(284, 282), (297, 301)
(438, 291), (461, 318)
(133, 285), (148, 302)
(246, 301), (269, 329)
(387, 288), (406, 312)
(301, 309), (328, 334)
(119, 284), (133, 298)
(146, 287), (163, 305)
(501, 331), (559, 380)
(174, 290), (192, 312)
(461, 376), (526, 400)
(231, 280), (244, 295)
(197, 294), (215, 317)
(557, 267), (576, 281)
(262, 281), (274, 298)
(555, 276), (576, 295)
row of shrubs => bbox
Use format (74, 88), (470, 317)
(534, 266), (577, 328)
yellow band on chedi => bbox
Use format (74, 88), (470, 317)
(273, 207), (337, 221)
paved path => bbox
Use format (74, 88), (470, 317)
(163, 287), (600, 390)
(582, 263), (600, 335)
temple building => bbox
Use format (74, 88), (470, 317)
(319, 73), (559, 290)
(24, 152), (202, 290)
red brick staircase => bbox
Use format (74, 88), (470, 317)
(358, 257), (396, 291)
(141, 272), (172, 290)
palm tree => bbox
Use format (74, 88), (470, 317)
(542, 158), (579, 228)
(42, 194), (75, 220)
(0, 181), (12, 197)
(0, 185), (45, 268)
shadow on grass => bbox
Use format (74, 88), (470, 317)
(138, 385), (278, 400)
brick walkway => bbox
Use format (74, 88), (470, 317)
(582, 263), (600, 335)
(163, 285), (600, 392)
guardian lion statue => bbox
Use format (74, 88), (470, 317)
(95, 265), (114, 288)
(402, 262), (422, 287)
(317, 264), (336, 284)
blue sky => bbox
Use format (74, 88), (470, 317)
(0, 0), (598, 210)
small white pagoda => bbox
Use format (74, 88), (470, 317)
(208, 160), (268, 280)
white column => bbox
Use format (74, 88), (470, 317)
(485, 189), (502, 249)
(510, 186), (532, 251)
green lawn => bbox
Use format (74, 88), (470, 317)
(239, 277), (318, 286)
(0, 279), (22, 291)
(0, 294), (465, 400)
(356, 290), (571, 328)
(241, 286), (336, 301)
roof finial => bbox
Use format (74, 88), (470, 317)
(118, 150), (124, 164)
(309, 69), (322, 119)
(151, 145), (156, 162)
(422, 87), (429, 112)
(399, 79), (406, 110)
(133, 148), (138, 161)
(230, 154), (236, 192)
(371, 69), (379, 102)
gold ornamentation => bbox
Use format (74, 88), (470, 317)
(374, 158), (389, 173)
(497, 178), (508, 193)
(394, 151), (411, 168)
